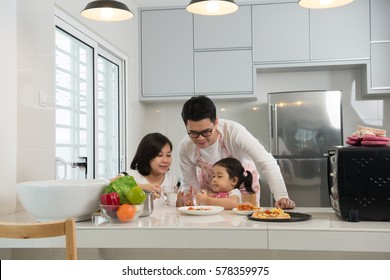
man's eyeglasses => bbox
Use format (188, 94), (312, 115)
(187, 127), (214, 138)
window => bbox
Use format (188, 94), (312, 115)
(55, 13), (127, 180)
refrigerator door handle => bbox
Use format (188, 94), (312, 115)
(270, 104), (279, 155)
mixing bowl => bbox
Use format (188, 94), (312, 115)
(16, 179), (109, 222)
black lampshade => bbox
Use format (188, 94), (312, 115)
(81, 0), (134, 21)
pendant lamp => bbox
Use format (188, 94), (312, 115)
(186, 0), (238, 16)
(81, 0), (134, 21)
(298, 0), (354, 9)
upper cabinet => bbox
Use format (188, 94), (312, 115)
(252, 3), (310, 63)
(370, 44), (390, 90)
(370, 0), (390, 41)
(139, 1), (389, 100)
(193, 5), (253, 96)
(368, 0), (390, 93)
(140, 9), (194, 98)
(140, 7), (255, 101)
(252, 0), (369, 64)
(194, 6), (252, 50)
(194, 50), (252, 95)
(310, 0), (370, 61)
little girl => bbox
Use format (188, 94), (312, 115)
(195, 157), (254, 209)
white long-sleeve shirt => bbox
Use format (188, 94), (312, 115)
(126, 169), (178, 209)
(178, 119), (289, 201)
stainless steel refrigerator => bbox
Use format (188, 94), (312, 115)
(268, 90), (343, 207)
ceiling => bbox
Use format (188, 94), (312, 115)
(131, 0), (187, 7)
(130, 0), (279, 8)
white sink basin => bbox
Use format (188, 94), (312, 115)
(16, 179), (109, 222)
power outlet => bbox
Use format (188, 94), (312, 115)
(39, 90), (47, 107)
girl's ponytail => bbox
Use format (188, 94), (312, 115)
(242, 170), (254, 194)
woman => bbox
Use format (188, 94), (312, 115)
(115, 133), (178, 208)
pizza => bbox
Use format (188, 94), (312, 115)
(237, 204), (261, 211)
(251, 208), (290, 219)
(187, 207), (211, 211)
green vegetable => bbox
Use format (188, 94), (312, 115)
(104, 176), (137, 204)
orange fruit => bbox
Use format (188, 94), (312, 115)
(116, 204), (137, 222)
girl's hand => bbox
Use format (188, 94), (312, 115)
(177, 186), (195, 206)
(274, 198), (295, 209)
(195, 190), (208, 205)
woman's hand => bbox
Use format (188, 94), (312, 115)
(274, 198), (295, 209)
(139, 184), (162, 199)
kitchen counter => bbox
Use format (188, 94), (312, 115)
(1, 207), (390, 253)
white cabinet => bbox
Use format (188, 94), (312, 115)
(140, 7), (255, 100)
(194, 5), (253, 97)
(194, 5), (252, 50)
(252, 3), (310, 63)
(194, 50), (252, 95)
(139, 1), (381, 99)
(310, 0), (370, 61)
(370, 0), (390, 41)
(368, 0), (390, 93)
(370, 43), (390, 89)
(140, 9), (194, 98)
(252, 0), (369, 63)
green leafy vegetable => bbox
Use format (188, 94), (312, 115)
(104, 176), (138, 204)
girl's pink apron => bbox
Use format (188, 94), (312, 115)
(195, 130), (260, 202)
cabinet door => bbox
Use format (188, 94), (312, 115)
(370, 43), (390, 89)
(310, 0), (369, 61)
(194, 5), (251, 49)
(141, 9), (193, 97)
(252, 3), (310, 63)
(368, 0), (390, 93)
(371, 0), (390, 41)
(194, 50), (252, 94)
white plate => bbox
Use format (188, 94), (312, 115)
(232, 208), (261, 216)
(178, 206), (224, 216)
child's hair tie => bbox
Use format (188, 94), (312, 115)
(243, 171), (248, 177)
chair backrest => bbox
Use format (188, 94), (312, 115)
(0, 218), (77, 260)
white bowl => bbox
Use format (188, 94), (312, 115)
(16, 179), (109, 222)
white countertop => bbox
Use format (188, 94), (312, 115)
(1, 207), (390, 253)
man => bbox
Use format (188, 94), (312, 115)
(178, 95), (295, 209)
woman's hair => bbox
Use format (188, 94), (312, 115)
(130, 133), (173, 176)
(181, 95), (216, 124)
(213, 158), (254, 194)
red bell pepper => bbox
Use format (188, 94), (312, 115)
(100, 192), (120, 206)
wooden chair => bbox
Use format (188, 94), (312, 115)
(0, 218), (77, 260)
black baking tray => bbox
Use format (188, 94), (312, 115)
(247, 212), (312, 222)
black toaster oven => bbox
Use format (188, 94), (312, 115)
(328, 145), (390, 222)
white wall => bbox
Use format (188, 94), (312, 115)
(0, 1), (17, 216)
(17, 1), (56, 186)
(9, 0), (140, 214)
